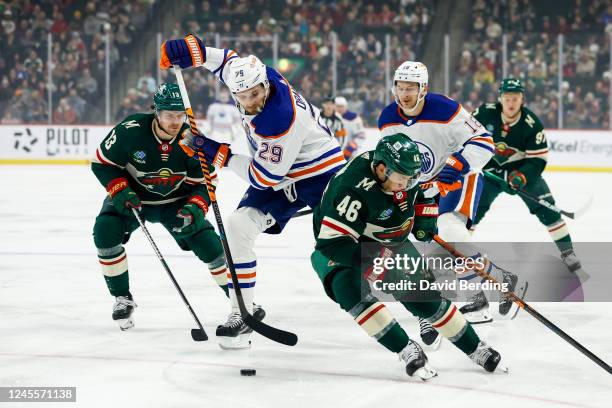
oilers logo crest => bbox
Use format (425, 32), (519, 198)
(415, 141), (435, 174)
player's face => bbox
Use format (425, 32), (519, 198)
(500, 92), (523, 118)
(395, 81), (420, 110)
(323, 101), (335, 116)
(376, 164), (418, 192)
(335, 104), (347, 115)
(157, 110), (186, 136)
(234, 84), (267, 114)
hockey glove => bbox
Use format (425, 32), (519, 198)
(412, 202), (438, 242)
(180, 132), (232, 167)
(363, 246), (394, 283)
(107, 178), (141, 216)
(160, 34), (206, 70)
(173, 195), (209, 238)
(507, 169), (527, 190)
(343, 140), (358, 160)
(437, 153), (470, 197)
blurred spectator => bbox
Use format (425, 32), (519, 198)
(53, 97), (78, 124)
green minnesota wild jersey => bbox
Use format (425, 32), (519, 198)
(91, 113), (216, 205)
(313, 151), (421, 267)
(473, 103), (548, 181)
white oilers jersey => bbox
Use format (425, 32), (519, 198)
(378, 93), (494, 182)
(341, 110), (365, 145)
(201, 46), (345, 190)
(207, 101), (240, 132)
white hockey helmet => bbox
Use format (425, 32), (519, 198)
(334, 96), (348, 106)
(225, 55), (269, 94)
(392, 61), (428, 114)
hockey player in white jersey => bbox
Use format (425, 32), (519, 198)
(206, 89), (241, 143)
(335, 96), (365, 159)
(378, 61), (527, 329)
(160, 34), (345, 349)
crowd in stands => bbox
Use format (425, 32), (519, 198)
(0, 0), (153, 124)
(455, 0), (611, 129)
(3, 0), (610, 130)
(176, 0), (435, 126)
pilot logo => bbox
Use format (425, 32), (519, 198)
(13, 128), (37, 153)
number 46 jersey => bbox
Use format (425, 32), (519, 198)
(313, 151), (422, 267)
(378, 93), (494, 183)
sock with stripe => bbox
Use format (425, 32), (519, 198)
(546, 220), (574, 254)
(406, 298), (480, 355)
(228, 259), (256, 314)
(98, 245), (130, 297)
(207, 254), (229, 297)
(332, 268), (409, 353)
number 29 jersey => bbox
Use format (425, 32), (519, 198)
(200, 46), (345, 191)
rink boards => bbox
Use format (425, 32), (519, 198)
(1, 124), (612, 171)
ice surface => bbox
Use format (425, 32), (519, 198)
(0, 165), (610, 408)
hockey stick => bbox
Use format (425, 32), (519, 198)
(483, 171), (593, 219)
(173, 66), (298, 346)
(432, 234), (612, 375)
(132, 208), (208, 341)
(292, 208), (314, 218)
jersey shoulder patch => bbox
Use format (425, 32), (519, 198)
(378, 102), (405, 129)
(250, 68), (295, 138)
(417, 93), (460, 123)
(521, 106), (544, 131)
(343, 111), (358, 120)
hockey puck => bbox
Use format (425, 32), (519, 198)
(240, 369), (256, 376)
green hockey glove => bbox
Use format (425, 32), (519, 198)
(507, 170), (527, 190)
(107, 178), (141, 216)
(412, 203), (438, 242)
(173, 195), (209, 238)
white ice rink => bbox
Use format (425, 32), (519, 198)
(1, 165), (611, 408)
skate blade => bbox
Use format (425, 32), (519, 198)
(218, 333), (252, 350)
(463, 309), (493, 324)
(496, 363), (510, 374)
(116, 318), (134, 331)
(414, 365), (438, 381)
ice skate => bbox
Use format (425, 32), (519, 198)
(217, 312), (252, 349)
(418, 318), (441, 350)
(459, 291), (492, 324)
(468, 341), (508, 373)
(498, 268), (528, 319)
(561, 249), (581, 272)
(112, 295), (137, 331)
(399, 339), (438, 381)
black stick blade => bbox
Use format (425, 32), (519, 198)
(191, 328), (208, 341)
(244, 315), (298, 346)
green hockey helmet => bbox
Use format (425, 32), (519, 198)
(153, 83), (184, 112)
(373, 134), (422, 188)
(498, 77), (525, 96)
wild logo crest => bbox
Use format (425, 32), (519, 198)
(493, 142), (518, 165)
(135, 168), (187, 196)
(365, 218), (414, 242)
